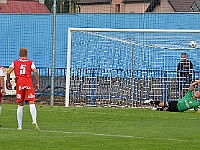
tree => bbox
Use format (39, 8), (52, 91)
(44, 0), (79, 13)
(44, 0), (53, 12)
(70, 0), (78, 13)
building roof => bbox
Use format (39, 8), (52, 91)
(76, 0), (200, 12)
(77, 0), (112, 5)
(122, 0), (152, 4)
(168, 0), (196, 12)
(77, 0), (154, 4)
(0, 0), (50, 13)
(189, 0), (200, 11)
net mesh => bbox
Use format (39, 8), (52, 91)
(68, 30), (200, 107)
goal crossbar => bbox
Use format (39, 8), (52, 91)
(68, 28), (200, 33)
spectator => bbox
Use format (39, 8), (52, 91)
(177, 53), (193, 98)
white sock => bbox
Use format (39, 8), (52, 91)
(29, 104), (37, 123)
(17, 105), (24, 127)
(0, 106), (2, 114)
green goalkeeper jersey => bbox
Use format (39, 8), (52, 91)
(177, 90), (199, 112)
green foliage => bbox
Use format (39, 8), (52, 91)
(44, 0), (80, 13)
(44, 0), (54, 12)
(1, 104), (200, 150)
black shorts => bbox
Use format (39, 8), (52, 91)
(177, 73), (192, 90)
(168, 101), (179, 112)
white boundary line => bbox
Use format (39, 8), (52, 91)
(1, 127), (199, 143)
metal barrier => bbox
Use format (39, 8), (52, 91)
(5, 67), (199, 106)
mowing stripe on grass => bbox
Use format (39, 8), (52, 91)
(1, 127), (199, 143)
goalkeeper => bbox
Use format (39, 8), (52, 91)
(158, 80), (200, 113)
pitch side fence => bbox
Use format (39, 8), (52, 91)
(7, 67), (197, 106)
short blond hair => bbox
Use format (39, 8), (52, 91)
(19, 48), (28, 57)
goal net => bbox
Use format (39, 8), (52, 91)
(65, 28), (200, 107)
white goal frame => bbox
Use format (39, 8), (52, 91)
(65, 28), (200, 107)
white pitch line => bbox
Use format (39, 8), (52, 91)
(1, 127), (199, 143)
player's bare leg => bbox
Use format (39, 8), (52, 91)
(0, 104), (1, 127)
(0, 105), (2, 114)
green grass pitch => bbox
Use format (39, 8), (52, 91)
(0, 104), (200, 150)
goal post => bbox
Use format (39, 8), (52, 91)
(65, 28), (200, 107)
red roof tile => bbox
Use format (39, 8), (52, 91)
(0, 0), (50, 13)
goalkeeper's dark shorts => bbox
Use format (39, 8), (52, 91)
(168, 101), (179, 112)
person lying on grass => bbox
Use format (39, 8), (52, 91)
(157, 80), (200, 113)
